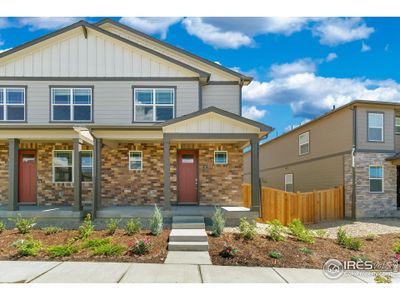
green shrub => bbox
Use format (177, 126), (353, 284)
(128, 237), (152, 256)
(266, 219), (285, 242)
(0, 221), (5, 233)
(91, 243), (126, 256)
(299, 247), (313, 255)
(77, 214), (94, 240)
(288, 219), (315, 244)
(47, 244), (79, 258)
(393, 241), (400, 254)
(268, 250), (283, 259)
(125, 218), (141, 236)
(212, 207), (225, 237)
(10, 215), (36, 234)
(374, 274), (392, 284)
(150, 205), (163, 236)
(350, 255), (370, 262)
(239, 217), (257, 240)
(82, 238), (111, 249)
(366, 233), (377, 241)
(12, 236), (41, 256)
(315, 229), (328, 239)
(106, 219), (121, 235)
(220, 242), (238, 258)
(337, 227), (363, 251)
(43, 226), (62, 235)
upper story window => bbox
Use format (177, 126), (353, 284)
(367, 112), (384, 142)
(298, 131), (310, 155)
(133, 88), (175, 122)
(51, 88), (92, 122)
(0, 87), (26, 121)
(396, 117), (400, 135)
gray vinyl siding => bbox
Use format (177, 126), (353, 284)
(0, 80), (199, 124)
(202, 84), (240, 115)
(395, 134), (400, 152)
(356, 107), (395, 151)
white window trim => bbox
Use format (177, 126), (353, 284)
(0, 87), (26, 121)
(284, 173), (293, 192)
(367, 112), (384, 142)
(129, 150), (143, 171)
(298, 131), (310, 156)
(133, 88), (175, 122)
(214, 151), (228, 165)
(52, 150), (74, 183)
(81, 150), (93, 182)
(369, 165), (384, 193)
(51, 88), (92, 122)
(396, 116), (400, 134)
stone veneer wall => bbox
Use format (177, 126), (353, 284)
(343, 153), (354, 218)
(0, 142), (92, 207)
(355, 152), (397, 218)
(101, 142), (243, 207)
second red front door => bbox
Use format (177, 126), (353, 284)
(177, 150), (198, 204)
(18, 150), (37, 203)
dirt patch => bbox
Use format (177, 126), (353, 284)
(208, 232), (400, 269)
(0, 229), (169, 263)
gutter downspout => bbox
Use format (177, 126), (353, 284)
(352, 106), (357, 220)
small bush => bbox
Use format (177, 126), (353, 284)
(0, 221), (5, 233)
(91, 243), (126, 256)
(47, 244), (78, 258)
(350, 255), (370, 263)
(374, 274), (392, 284)
(239, 217), (257, 240)
(150, 205), (163, 236)
(12, 236), (41, 256)
(366, 233), (377, 241)
(315, 229), (328, 239)
(128, 237), (152, 256)
(11, 215), (36, 234)
(77, 214), (94, 240)
(220, 242), (238, 258)
(125, 218), (141, 236)
(212, 207), (225, 237)
(337, 227), (363, 251)
(43, 226), (62, 235)
(393, 241), (400, 254)
(268, 250), (283, 259)
(299, 247), (313, 255)
(106, 219), (121, 235)
(266, 219), (285, 242)
(82, 238), (111, 249)
(288, 219), (315, 244)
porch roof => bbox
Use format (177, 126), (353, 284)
(386, 152), (400, 164)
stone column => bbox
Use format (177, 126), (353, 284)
(250, 136), (260, 214)
(163, 135), (171, 208)
(8, 138), (19, 211)
(73, 138), (82, 211)
(92, 138), (102, 218)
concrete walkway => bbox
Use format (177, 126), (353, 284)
(1, 261), (398, 283)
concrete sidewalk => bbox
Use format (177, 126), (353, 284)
(0, 261), (398, 283)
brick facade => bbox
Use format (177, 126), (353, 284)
(0, 143), (8, 206)
(343, 153), (354, 218)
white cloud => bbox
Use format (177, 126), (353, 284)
(182, 18), (252, 49)
(312, 18), (374, 46)
(0, 48), (11, 53)
(285, 119), (311, 132)
(269, 59), (317, 78)
(18, 17), (81, 31)
(326, 52), (338, 62)
(119, 17), (181, 39)
(242, 106), (267, 120)
(0, 18), (11, 28)
(361, 41), (371, 52)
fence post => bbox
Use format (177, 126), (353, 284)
(313, 190), (320, 223)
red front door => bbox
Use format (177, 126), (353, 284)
(18, 150), (37, 203)
(177, 150), (198, 204)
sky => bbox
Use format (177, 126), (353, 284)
(1, 17), (400, 139)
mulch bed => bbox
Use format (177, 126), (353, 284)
(208, 232), (400, 269)
(0, 229), (170, 263)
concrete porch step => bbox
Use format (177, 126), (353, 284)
(172, 216), (205, 229)
(168, 241), (208, 251)
(169, 229), (208, 242)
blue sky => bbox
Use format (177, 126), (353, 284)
(1, 17), (400, 139)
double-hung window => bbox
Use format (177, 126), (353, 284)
(0, 87), (26, 121)
(53, 151), (73, 183)
(133, 88), (175, 122)
(81, 151), (93, 182)
(369, 166), (383, 193)
(368, 112), (384, 142)
(284, 174), (294, 192)
(129, 151), (143, 170)
(395, 117), (400, 135)
(51, 88), (92, 122)
(299, 131), (310, 155)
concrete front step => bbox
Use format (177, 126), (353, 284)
(172, 216), (205, 229)
(169, 229), (208, 242)
(168, 241), (208, 251)
(172, 223), (205, 229)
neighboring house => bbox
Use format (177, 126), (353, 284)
(0, 19), (272, 219)
(244, 100), (400, 219)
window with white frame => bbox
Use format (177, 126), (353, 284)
(368, 112), (384, 142)
(129, 151), (143, 170)
(53, 151), (73, 182)
(299, 131), (310, 155)
(284, 174), (293, 192)
(395, 117), (400, 134)
(0, 87), (26, 121)
(81, 151), (93, 182)
(133, 88), (175, 122)
(369, 166), (383, 193)
(214, 151), (228, 165)
(51, 88), (92, 122)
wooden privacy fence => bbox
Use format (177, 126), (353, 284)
(243, 184), (344, 225)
